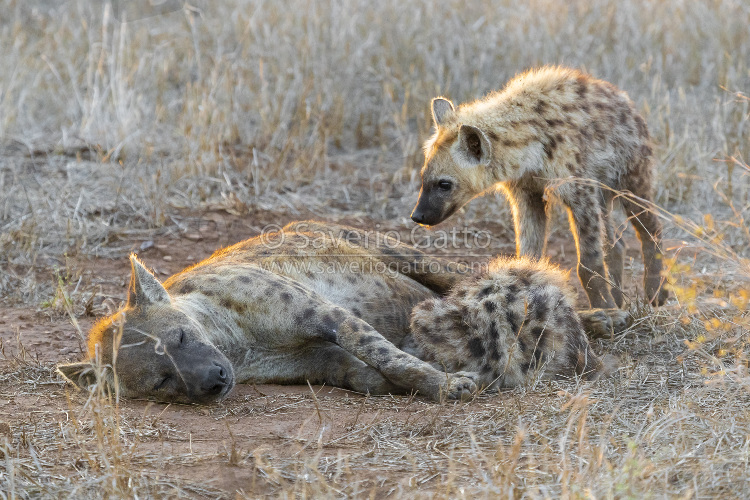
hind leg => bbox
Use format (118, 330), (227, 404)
(620, 197), (669, 306)
(601, 194), (625, 307)
(562, 185), (617, 309)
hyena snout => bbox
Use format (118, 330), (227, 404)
(202, 362), (229, 395)
(411, 185), (458, 226)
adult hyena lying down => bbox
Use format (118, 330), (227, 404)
(57, 221), (626, 404)
(412, 257), (626, 390)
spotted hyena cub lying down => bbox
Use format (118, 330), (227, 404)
(411, 257), (627, 390)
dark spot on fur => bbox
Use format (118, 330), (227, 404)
(545, 135), (558, 160)
(532, 292), (550, 320)
(545, 118), (563, 129)
(619, 109), (629, 126)
(481, 364), (494, 374)
(346, 275), (357, 285)
(237, 275), (251, 284)
(518, 338), (527, 353)
(534, 99), (548, 114)
(483, 300), (497, 313)
(576, 81), (588, 99)
(352, 307), (363, 318)
(477, 286), (494, 299)
(358, 334), (377, 345)
(521, 362), (531, 373)
(320, 315), (339, 342)
(506, 310), (519, 334)
(634, 115), (648, 138)
(220, 298), (232, 310)
(280, 292), (292, 303)
(468, 337), (485, 358)
(487, 130), (499, 141)
(378, 347), (389, 356)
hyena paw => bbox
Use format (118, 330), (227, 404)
(579, 309), (613, 339)
(607, 309), (633, 333)
(442, 373), (477, 402)
(646, 278), (669, 307)
(579, 308), (633, 339)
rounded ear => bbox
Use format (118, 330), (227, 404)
(128, 254), (170, 307)
(56, 362), (98, 390)
(458, 124), (493, 165)
(431, 97), (455, 126)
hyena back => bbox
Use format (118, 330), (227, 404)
(411, 66), (668, 308)
(411, 257), (620, 389)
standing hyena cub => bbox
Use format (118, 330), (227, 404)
(410, 257), (623, 389)
(411, 66), (668, 308)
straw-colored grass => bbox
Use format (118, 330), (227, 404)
(1, 0), (749, 497)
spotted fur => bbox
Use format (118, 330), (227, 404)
(411, 257), (620, 389)
(411, 66), (669, 308)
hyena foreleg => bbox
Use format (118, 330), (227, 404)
(508, 186), (549, 259)
(301, 302), (477, 401)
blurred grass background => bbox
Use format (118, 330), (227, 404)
(1, 1), (748, 275)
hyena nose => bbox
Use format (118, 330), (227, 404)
(411, 211), (425, 224)
(203, 363), (228, 395)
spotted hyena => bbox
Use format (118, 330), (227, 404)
(410, 66), (669, 309)
(56, 222), (622, 404)
(411, 257), (630, 390)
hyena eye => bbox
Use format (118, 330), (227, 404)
(437, 180), (453, 191)
(154, 375), (171, 391)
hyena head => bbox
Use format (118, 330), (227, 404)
(411, 97), (493, 226)
(57, 255), (235, 405)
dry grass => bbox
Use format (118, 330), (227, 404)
(1, 0), (750, 497)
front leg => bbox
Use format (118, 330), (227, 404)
(507, 186), (549, 259)
(306, 306), (476, 401)
(237, 344), (401, 395)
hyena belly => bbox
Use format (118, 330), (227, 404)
(410, 257), (604, 389)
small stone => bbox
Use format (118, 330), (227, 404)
(163, 256), (173, 262)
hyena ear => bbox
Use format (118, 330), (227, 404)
(431, 97), (455, 126)
(458, 124), (492, 165)
(56, 362), (99, 390)
(128, 254), (170, 307)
